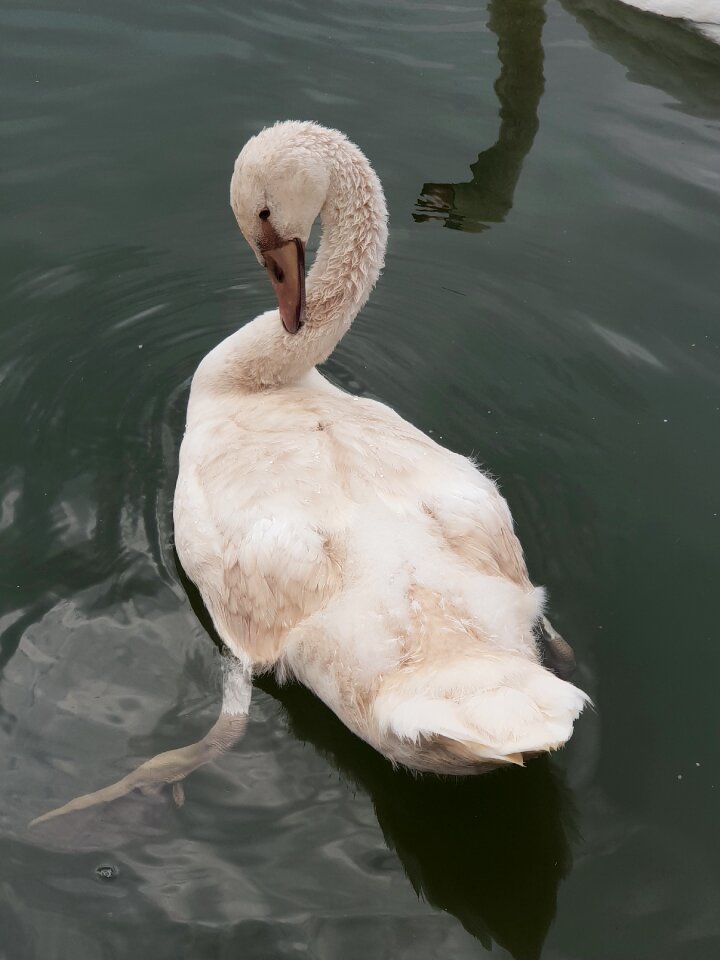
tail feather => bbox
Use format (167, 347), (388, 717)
(375, 654), (589, 766)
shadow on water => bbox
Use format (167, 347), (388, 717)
(200, 562), (575, 960)
(184, 561), (577, 960)
(414, 0), (546, 232)
(31, 555), (578, 959)
(561, 0), (720, 117)
(258, 675), (576, 960)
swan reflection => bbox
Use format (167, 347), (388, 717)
(561, 0), (720, 118)
(258, 672), (576, 960)
(415, 0), (546, 232)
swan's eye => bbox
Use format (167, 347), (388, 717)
(259, 208), (270, 221)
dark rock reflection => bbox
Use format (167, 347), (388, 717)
(415, 0), (546, 232)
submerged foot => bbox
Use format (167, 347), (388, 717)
(30, 712), (248, 827)
(534, 616), (576, 680)
(30, 654), (252, 827)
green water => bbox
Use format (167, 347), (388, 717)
(1, 1), (719, 957)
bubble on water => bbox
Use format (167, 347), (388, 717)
(95, 864), (119, 881)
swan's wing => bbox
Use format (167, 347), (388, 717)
(175, 424), (345, 666)
(213, 514), (343, 665)
(350, 398), (532, 589)
(423, 479), (532, 589)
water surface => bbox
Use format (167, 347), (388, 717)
(1, 1), (719, 958)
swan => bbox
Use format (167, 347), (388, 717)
(31, 122), (588, 827)
(614, 1), (720, 42)
(174, 120), (588, 771)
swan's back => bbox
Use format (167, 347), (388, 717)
(176, 372), (587, 773)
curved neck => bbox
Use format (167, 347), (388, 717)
(204, 133), (388, 393)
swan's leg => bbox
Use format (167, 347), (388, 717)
(534, 616), (576, 680)
(30, 654), (252, 827)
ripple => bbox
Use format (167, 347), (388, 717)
(1, 0), (719, 957)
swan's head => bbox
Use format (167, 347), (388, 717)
(230, 122), (331, 334)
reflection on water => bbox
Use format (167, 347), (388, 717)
(415, 0), (545, 232)
(2, 0), (720, 956)
(0, 248), (200, 680)
(189, 571), (577, 960)
(261, 676), (575, 960)
(27, 558), (577, 960)
(563, 0), (720, 117)
(19, 558), (578, 960)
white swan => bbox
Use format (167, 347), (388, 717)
(31, 122), (588, 827)
(173, 120), (588, 775)
(615, 1), (720, 42)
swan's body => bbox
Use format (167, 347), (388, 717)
(29, 122), (587, 827)
(173, 121), (587, 774)
(616, 0), (720, 42)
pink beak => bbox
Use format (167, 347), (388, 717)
(263, 238), (306, 334)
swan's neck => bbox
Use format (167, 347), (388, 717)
(207, 134), (387, 392)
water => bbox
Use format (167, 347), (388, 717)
(1, 1), (719, 957)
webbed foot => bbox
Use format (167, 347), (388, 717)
(30, 655), (251, 827)
(534, 616), (576, 680)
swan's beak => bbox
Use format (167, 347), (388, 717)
(263, 239), (306, 335)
